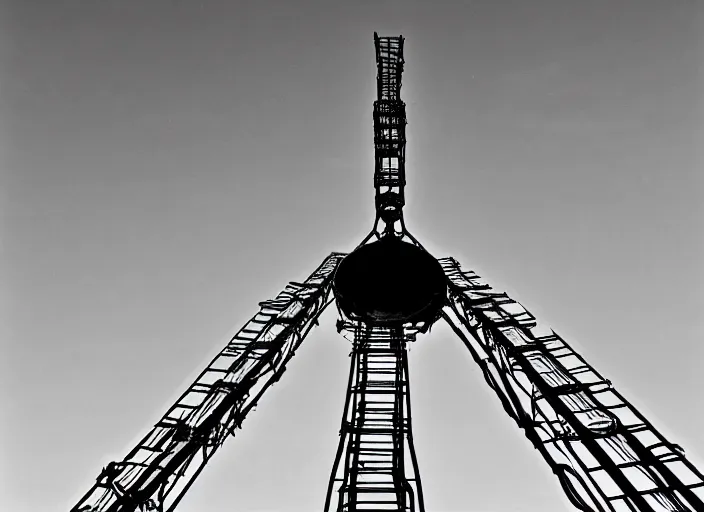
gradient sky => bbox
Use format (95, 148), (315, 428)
(2, 1), (703, 511)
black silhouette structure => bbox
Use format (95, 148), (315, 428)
(73, 34), (704, 512)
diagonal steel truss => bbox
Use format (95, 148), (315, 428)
(73, 254), (344, 512)
(71, 33), (703, 512)
(440, 258), (704, 512)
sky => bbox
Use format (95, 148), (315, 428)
(2, 1), (703, 511)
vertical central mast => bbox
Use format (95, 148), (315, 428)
(323, 324), (425, 512)
(372, 33), (408, 238)
(324, 33), (431, 512)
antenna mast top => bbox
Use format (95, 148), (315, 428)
(371, 33), (408, 237)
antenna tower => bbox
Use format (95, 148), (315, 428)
(72, 34), (704, 512)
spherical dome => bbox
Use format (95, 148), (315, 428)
(333, 235), (447, 325)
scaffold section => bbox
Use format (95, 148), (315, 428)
(373, 33), (408, 231)
(324, 323), (425, 512)
(440, 257), (704, 512)
(72, 254), (345, 512)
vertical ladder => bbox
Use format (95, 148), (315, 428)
(372, 33), (407, 230)
(325, 324), (424, 512)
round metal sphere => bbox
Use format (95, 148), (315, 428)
(333, 235), (447, 325)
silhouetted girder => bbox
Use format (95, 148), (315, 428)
(372, 33), (408, 232)
(439, 258), (704, 512)
(374, 34), (404, 101)
(71, 254), (344, 512)
(324, 324), (425, 512)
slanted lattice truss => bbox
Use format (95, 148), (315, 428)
(73, 254), (344, 512)
(440, 257), (704, 512)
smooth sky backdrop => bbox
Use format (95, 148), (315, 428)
(2, 1), (703, 511)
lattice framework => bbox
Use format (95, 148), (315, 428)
(70, 33), (703, 512)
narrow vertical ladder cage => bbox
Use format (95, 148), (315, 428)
(324, 322), (425, 512)
(373, 33), (408, 229)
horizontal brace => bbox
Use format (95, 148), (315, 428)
(607, 481), (704, 502)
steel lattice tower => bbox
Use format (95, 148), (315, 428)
(72, 34), (704, 512)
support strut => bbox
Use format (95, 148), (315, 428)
(72, 254), (344, 512)
(324, 322), (425, 512)
(440, 257), (704, 512)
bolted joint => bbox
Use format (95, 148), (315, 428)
(375, 191), (404, 222)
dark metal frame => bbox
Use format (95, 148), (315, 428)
(440, 257), (704, 512)
(71, 34), (704, 512)
(323, 322), (425, 512)
(73, 254), (344, 512)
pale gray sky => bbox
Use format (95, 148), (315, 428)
(2, 1), (703, 511)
